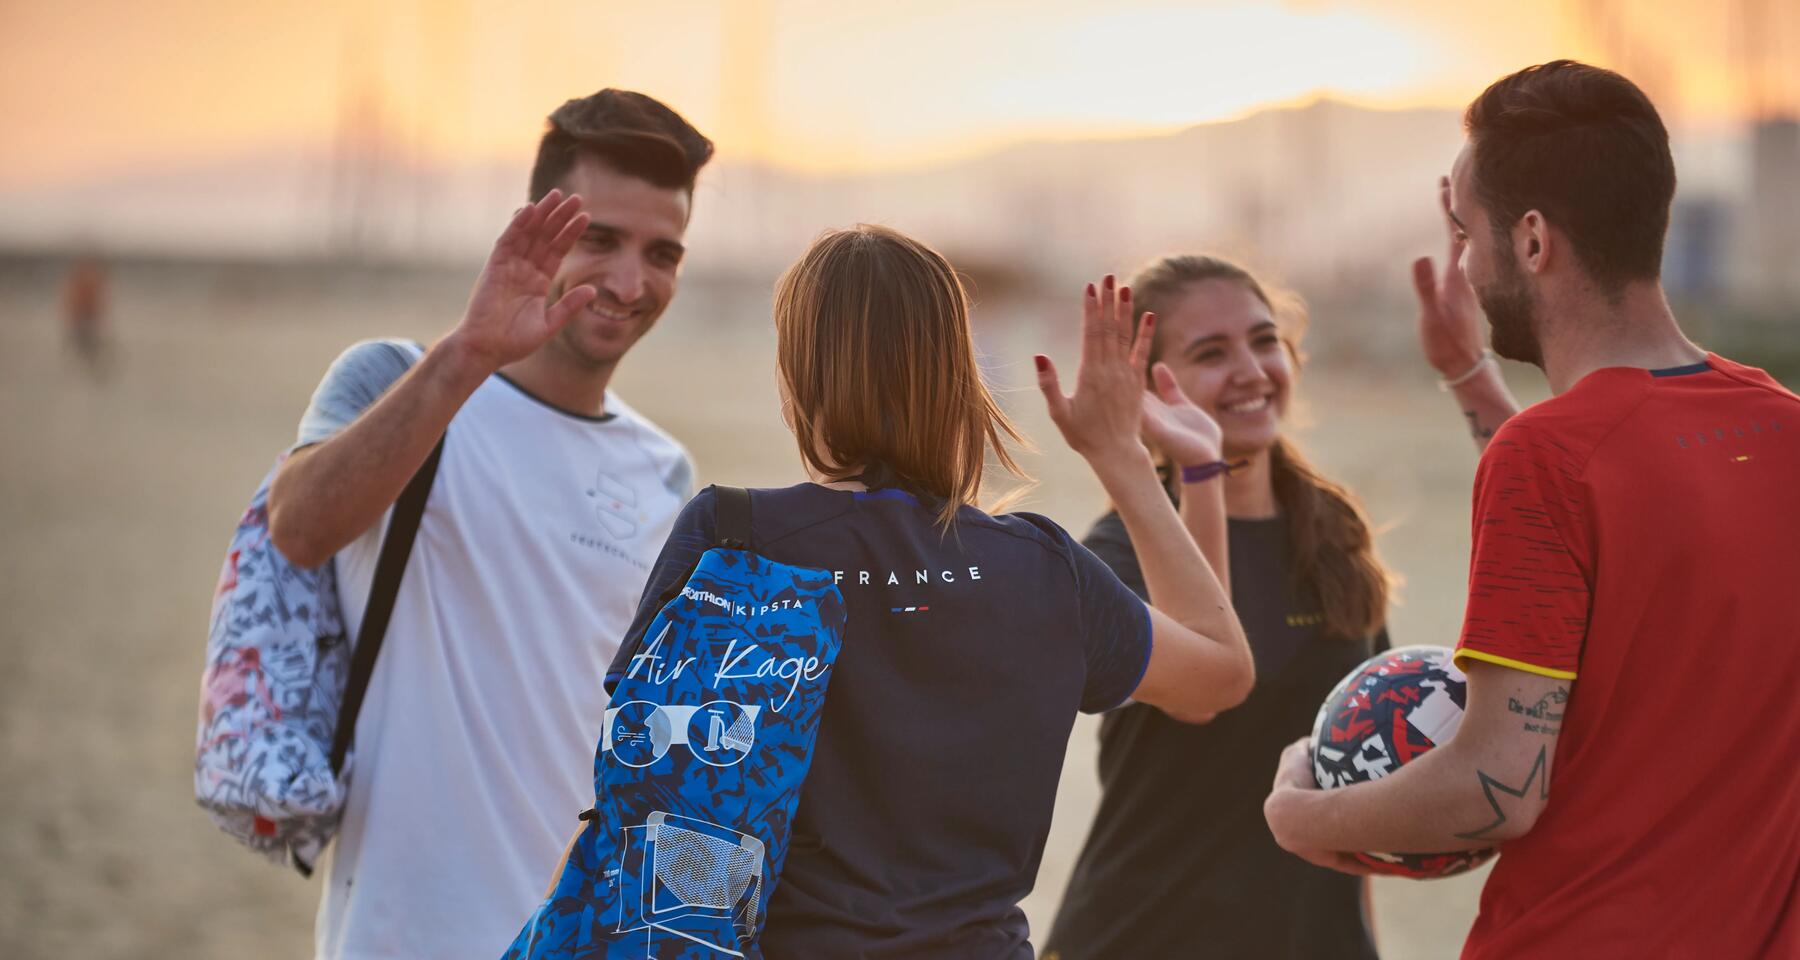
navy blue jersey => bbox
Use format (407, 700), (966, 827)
(607, 483), (1151, 958)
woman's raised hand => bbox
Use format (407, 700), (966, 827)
(1140, 362), (1222, 468)
(1036, 275), (1156, 464)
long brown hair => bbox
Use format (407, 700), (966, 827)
(774, 224), (1030, 528)
(1131, 254), (1392, 642)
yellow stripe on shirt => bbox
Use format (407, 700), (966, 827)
(1453, 647), (1579, 681)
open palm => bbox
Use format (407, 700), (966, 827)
(1141, 363), (1221, 467)
(1411, 176), (1485, 376)
(454, 189), (598, 371)
(1036, 277), (1153, 462)
(1037, 278), (1223, 468)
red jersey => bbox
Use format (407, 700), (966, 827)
(1454, 355), (1800, 959)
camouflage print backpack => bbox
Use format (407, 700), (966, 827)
(193, 440), (440, 874)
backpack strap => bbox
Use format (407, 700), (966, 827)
(714, 485), (753, 550)
(327, 436), (445, 777)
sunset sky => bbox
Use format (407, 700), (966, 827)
(0, 0), (1792, 188)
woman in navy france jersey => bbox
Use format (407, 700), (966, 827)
(611, 226), (1255, 958)
(1043, 256), (1395, 960)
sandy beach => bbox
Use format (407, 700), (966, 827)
(0, 256), (1514, 957)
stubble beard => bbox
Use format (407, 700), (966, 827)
(548, 278), (649, 371)
(1475, 242), (1544, 368)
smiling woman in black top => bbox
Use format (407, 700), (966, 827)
(1043, 255), (1394, 960)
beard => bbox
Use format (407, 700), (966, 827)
(553, 320), (620, 370)
(1474, 243), (1544, 367)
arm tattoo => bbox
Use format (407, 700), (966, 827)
(1463, 409), (1496, 442)
(1455, 745), (1550, 841)
(1506, 687), (1568, 736)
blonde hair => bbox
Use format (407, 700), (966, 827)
(774, 224), (1029, 528)
(1131, 254), (1393, 642)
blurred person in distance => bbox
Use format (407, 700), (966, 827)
(63, 252), (109, 377)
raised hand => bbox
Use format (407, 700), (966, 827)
(1141, 362), (1222, 468)
(450, 189), (599, 372)
(1411, 176), (1486, 377)
(1036, 275), (1155, 464)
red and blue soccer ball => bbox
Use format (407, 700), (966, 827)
(1309, 645), (1497, 879)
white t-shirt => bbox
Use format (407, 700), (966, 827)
(295, 340), (693, 959)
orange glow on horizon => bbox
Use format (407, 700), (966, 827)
(0, 0), (1791, 188)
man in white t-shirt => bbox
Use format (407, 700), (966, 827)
(267, 89), (712, 960)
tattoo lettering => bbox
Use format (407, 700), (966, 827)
(1506, 689), (1567, 719)
(1455, 745), (1550, 841)
(1463, 409), (1496, 441)
(1507, 687), (1568, 736)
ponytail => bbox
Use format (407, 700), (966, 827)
(1268, 437), (1392, 641)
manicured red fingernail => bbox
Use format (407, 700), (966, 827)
(1143, 311), (1155, 327)
(1085, 283), (1095, 298)
(1103, 274), (1115, 289)
(1120, 286), (1131, 302)
(1034, 355), (1049, 373)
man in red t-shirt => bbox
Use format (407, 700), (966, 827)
(1263, 60), (1800, 958)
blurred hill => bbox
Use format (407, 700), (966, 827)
(0, 99), (1755, 276)
(3, 97), (1791, 373)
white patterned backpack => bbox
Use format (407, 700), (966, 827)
(193, 440), (441, 874)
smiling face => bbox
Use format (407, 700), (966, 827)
(1152, 278), (1293, 459)
(546, 158), (692, 370)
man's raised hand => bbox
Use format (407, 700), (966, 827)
(450, 189), (598, 372)
(1412, 176), (1485, 377)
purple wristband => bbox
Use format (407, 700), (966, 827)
(1180, 459), (1248, 484)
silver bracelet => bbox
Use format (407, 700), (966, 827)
(1438, 349), (1496, 391)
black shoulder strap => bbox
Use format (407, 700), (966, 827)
(328, 436), (445, 776)
(714, 485), (753, 550)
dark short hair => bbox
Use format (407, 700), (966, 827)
(1465, 60), (1676, 293)
(528, 89), (714, 202)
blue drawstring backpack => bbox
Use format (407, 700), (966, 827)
(505, 486), (847, 959)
